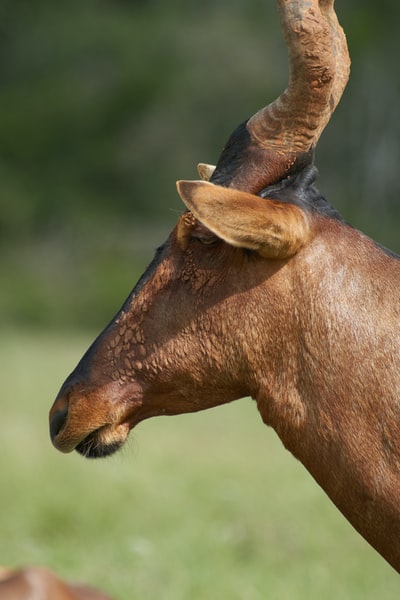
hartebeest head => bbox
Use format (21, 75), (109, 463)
(50, 0), (350, 458)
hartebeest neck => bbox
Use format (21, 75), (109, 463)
(251, 223), (400, 572)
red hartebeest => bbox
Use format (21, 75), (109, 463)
(49, 0), (400, 573)
(0, 567), (113, 600)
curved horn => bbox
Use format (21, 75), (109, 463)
(210, 0), (350, 192)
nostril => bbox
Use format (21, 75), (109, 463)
(49, 407), (68, 442)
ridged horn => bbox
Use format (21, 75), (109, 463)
(197, 163), (216, 181)
(210, 0), (350, 192)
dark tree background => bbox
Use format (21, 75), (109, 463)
(1, 0), (399, 328)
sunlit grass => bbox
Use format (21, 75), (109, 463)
(1, 330), (399, 598)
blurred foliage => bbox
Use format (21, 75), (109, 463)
(1, 0), (400, 328)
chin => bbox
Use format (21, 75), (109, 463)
(74, 422), (130, 459)
(75, 436), (124, 459)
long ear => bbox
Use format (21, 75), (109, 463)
(176, 180), (311, 259)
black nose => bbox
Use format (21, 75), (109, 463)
(49, 405), (68, 443)
(49, 371), (80, 444)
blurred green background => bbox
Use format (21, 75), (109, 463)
(2, 1), (400, 597)
(2, 0), (400, 330)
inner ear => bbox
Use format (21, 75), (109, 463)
(176, 179), (311, 259)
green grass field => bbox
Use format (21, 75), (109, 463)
(1, 330), (399, 598)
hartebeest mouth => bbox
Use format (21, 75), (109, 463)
(50, 413), (130, 459)
(49, 379), (146, 456)
(49, 410), (130, 458)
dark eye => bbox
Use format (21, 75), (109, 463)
(192, 231), (218, 246)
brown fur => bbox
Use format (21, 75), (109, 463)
(0, 567), (113, 599)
